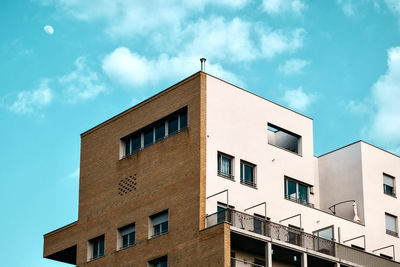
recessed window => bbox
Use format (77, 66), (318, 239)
(385, 213), (398, 237)
(267, 123), (302, 155)
(155, 122), (166, 141)
(253, 214), (265, 235)
(284, 177), (312, 207)
(383, 173), (396, 197)
(217, 203), (234, 224)
(121, 107), (188, 158)
(240, 160), (256, 187)
(150, 210), (168, 238)
(88, 235), (104, 261)
(217, 152), (234, 179)
(118, 223), (135, 250)
(148, 255), (167, 267)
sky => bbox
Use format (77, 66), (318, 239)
(1, 0), (400, 266)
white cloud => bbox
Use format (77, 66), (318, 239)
(260, 29), (305, 58)
(43, 25), (54, 35)
(102, 47), (243, 89)
(41, 0), (250, 38)
(59, 57), (106, 102)
(179, 18), (305, 62)
(278, 58), (310, 75)
(367, 47), (400, 147)
(9, 79), (53, 114)
(281, 87), (316, 112)
(262, 0), (306, 15)
(336, 0), (356, 16)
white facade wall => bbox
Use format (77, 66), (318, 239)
(205, 74), (400, 260)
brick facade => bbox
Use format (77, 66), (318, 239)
(43, 72), (230, 266)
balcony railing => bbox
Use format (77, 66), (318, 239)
(206, 209), (400, 266)
(207, 208), (334, 256)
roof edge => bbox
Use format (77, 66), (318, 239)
(316, 140), (400, 159)
(205, 72), (313, 121)
(81, 71), (202, 137)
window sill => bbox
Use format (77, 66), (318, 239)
(285, 196), (314, 208)
(88, 255), (104, 262)
(268, 142), (302, 157)
(217, 173), (235, 181)
(117, 244), (135, 251)
(386, 230), (399, 238)
(240, 181), (257, 189)
(149, 231), (168, 240)
(384, 192), (397, 198)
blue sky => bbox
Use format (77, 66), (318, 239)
(1, 0), (400, 266)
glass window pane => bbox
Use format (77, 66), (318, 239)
(93, 241), (98, 257)
(384, 175), (394, 187)
(99, 238), (104, 256)
(316, 227), (333, 240)
(287, 180), (297, 200)
(168, 117), (178, 134)
(240, 163), (243, 179)
(298, 184), (308, 203)
(244, 165), (253, 183)
(125, 139), (131, 155)
(180, 112), (187, 129)
(129, 232), (135, 245)
(386, 214), (396, 232)
(131, 134), (141, 152)
(144, 128), (154, 147)
(221, 156), (231, 176)
(155, 123), (165, 141)
(122, 235), (128, 247)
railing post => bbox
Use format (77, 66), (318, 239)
(301, 252), (308, 267)
(265, 242), (272, 267)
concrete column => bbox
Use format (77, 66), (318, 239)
(334, 263), (340, 267)
(301, 252), (308, 267)
(265, 242), (272, 267)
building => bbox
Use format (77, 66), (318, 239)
(43, 70), (400, 266)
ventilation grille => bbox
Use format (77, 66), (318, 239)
(118, 174), (137, 196)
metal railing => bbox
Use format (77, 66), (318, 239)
(231, 257), (264, 267)
(207, 209), (334, 256)
(206, 209), (400, 266)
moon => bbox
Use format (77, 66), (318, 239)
(43, 25), (54, 35)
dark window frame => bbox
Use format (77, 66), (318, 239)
(240, 160), (256, 188)
(121, 107), (188, 158)
(217, 152), (234, 179)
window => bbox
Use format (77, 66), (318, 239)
(384, 173), (396, 197)
(118, 223), (135, 249)
(148, 255), (167, 267)
(150, 210), (168, 238)
(217, 203), (234, 224)
(121, 107), (188, 158)
(155, 122), (166, 141)
(385, 213), (398, 237)
(267, 123), (302, 155)
(284, 177), (311, 206)
(217, 152), (233, 179)
(253, 214), (265, 235)
(88, 235), (104, 261)
(313, 226), (334, 254)
(240, 160), (256, 187)
(288, 225), (302, 246)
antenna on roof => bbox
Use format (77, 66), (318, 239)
(200, 58), (206, 72)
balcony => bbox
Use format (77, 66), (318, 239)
(206, 209), (400, 267)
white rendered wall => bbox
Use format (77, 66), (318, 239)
(205, 75), (365, 247)
(360, 142), (400, 258)
(318, 142), (365, 222)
